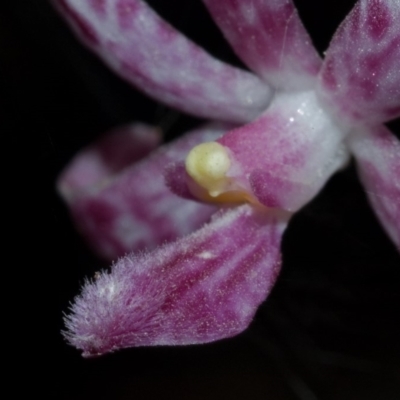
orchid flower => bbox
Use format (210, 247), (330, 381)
(55, 0), (400, 357)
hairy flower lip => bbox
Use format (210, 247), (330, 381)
(64, 204), (289, 356)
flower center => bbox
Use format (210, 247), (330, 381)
(185, 142), (255, 205)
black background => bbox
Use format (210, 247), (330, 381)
(2, 1), (399, 399)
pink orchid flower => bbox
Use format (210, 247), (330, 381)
(55, 0), (400, 357)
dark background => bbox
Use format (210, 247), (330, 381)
(2, 1), (399, 399)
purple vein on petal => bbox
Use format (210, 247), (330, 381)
(203, 0), (321, 90)
(349, 125), (400, 250)
(64, 204), (289, 356)
(318, 0), (400, 124)
(52, 0), (272, 123)
(58, 124), (229, 260)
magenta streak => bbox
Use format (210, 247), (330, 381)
(58, 0), (99, 46)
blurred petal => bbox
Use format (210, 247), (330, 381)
(217, 91), (349, 211)
(203, 0), (321, 90)
(58, 123), (162, 201)
(58, 124), (229, 260)
(164, 161), (199, 202)
(349, 125), (400, 250)
(318, 0), (400, 124)
(53, 0), (272, 123)
(65, 204), (289, 356)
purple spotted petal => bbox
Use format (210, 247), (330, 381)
(349, 126), (400, 250)
(58, 124), (229, 260)
(217, 91), (350, 211)
(64, 204), (288, 356)
(58, 123), (161, 201)
(52, 0), (272, 123)
(203, 0), (321, 90)
(318, 0), (400, 124)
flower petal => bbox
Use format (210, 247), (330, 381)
(348, 125), (400, 250)
(217, 91), (349, 211)
(64, 204), (289, 356)
(58, 124), (228, 260)
(164, 161), (200, 202)
(58, 123), (162, 201)
(202, 0), (321, 90)
(318, 0), (400, 124)
(52, 0), (272, 123)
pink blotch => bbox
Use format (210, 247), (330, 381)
(72, 197), (126, 257)
(75, 198), (117, 233)
(164, 162), (197, 201)
(250, 170), (291, 208)
(353, 73), (378, 101)
(154, 19), (177, 45)
(366, 0), (390, 39)
(364, 53), (381, 75)
(116, 0), (140, 31)
(88, 0), (106, 18)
